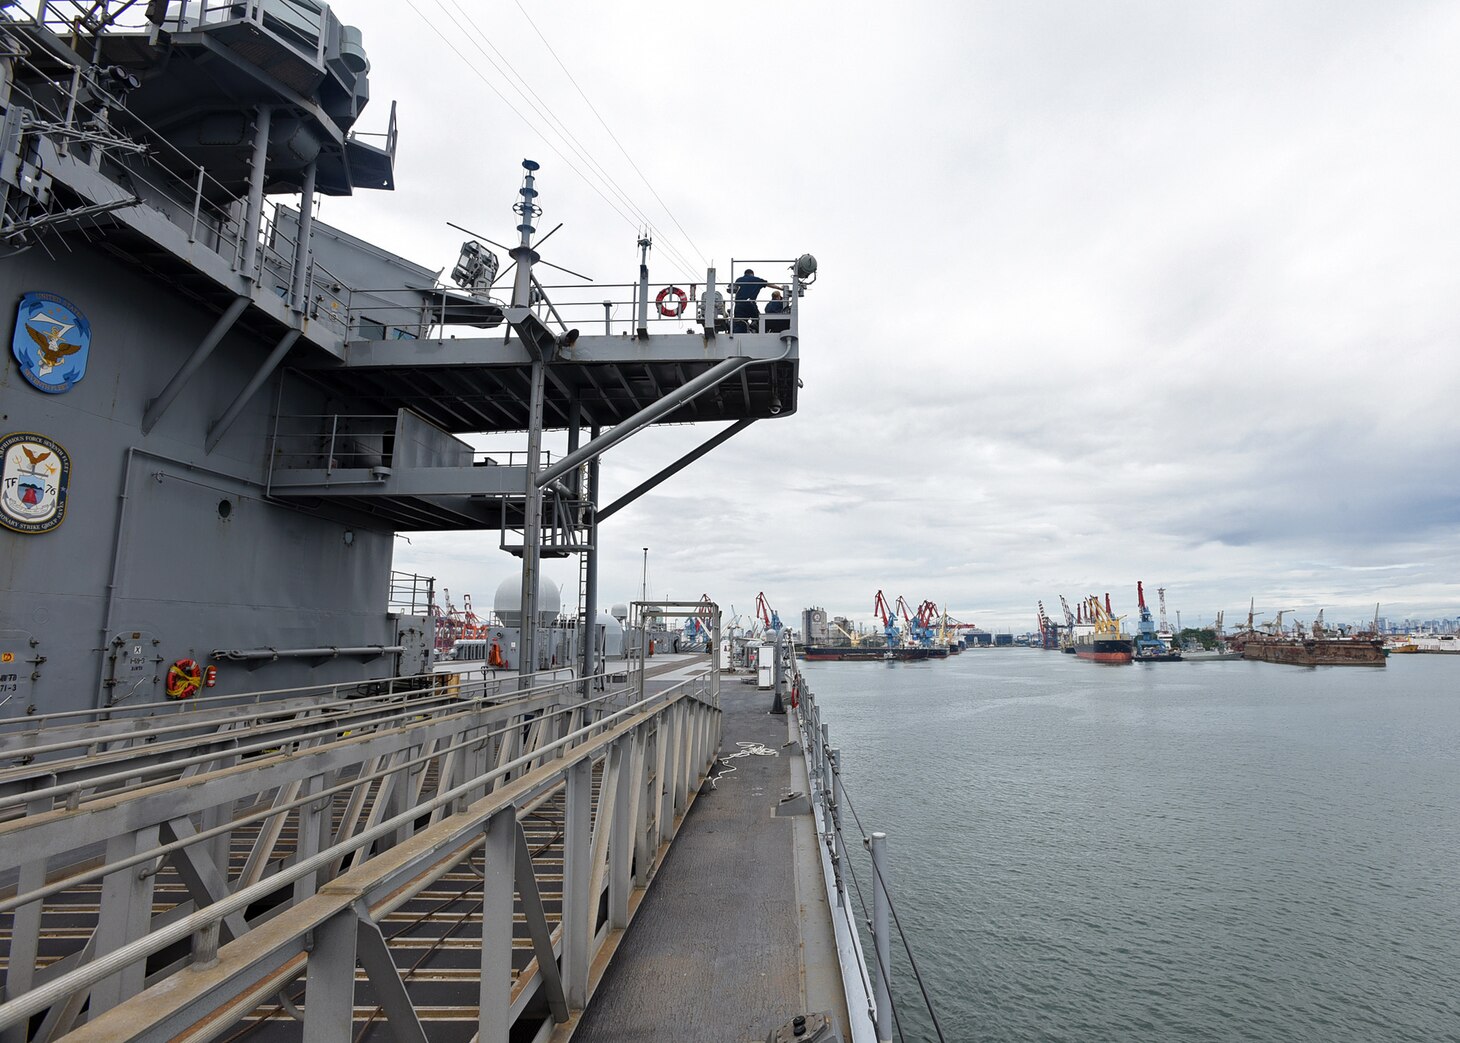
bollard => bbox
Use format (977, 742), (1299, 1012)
(870, 831), (892, 1042)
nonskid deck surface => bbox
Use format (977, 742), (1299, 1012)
(572, 680), (805, 1042)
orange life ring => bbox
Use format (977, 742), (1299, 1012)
(655, 286), (687, 318)
(165, 658), (203, 699)
(488, 641), (505, 669)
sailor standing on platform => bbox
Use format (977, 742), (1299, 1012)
(731, 268), (779, 332)
(764, 289), (790, 333)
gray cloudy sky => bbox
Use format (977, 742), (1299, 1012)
(324, 1), (1460, 632)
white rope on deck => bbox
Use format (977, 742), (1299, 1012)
(709, 740), (779, 788)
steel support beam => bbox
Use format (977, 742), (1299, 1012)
(514, 821), (569, 1022)
(239, 104), (271, 278)
(581, 424), (601, 701)
(353, 902), (429, 1043)
(141, 295), (248, 433)
(302, 907), (356, 1043)
(289, 160), (317, 311)
(562, 757), (593, 1008)
(536, 353), (773, 488)
(160, 816), (252, 943)
(204, 328), (300, 453)
(478, 808), (516, 1043)
(597, 418), (756, 523)
(518, 359), (547, 686)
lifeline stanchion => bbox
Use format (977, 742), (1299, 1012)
(871, 831), (892, 1042)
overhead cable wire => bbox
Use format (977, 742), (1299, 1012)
(438, 0), (701, 276)
(406, 0), (702, 278)
(402, 0), (645, 235)
(511, 0), (711, 271)
(429, 1), (649, 236)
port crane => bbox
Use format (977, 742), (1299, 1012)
(926, 602), (958, 650)
(755, 591), (782, 633)
(1036, 601), (1060, 649)
(1133, 581), (1165, 655)
(681, 593), (715, 647)
(916, 596), (940, 645)
(1084, 593), (1124, 637)
(896, 595), (932, 647)
(1058, 595), (1076, 647)
(873, 590), (900, 646)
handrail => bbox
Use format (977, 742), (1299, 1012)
(0, 670), (602, 797)
(0, 677), (683, 913)
(0, 662), (580, 737)
(0, 675), (717, 1032)
(795, 674), (947, 1043)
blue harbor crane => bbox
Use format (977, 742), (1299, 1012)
(1133, 581), (1180, 660)
(755, 591), (782, 632)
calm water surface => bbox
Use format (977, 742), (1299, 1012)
(800, 651), (1460, 1042)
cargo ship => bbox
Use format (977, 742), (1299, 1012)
(802, 645), (937, 662)
(1074, 592), (1134, 663)
(1074, 634), (1135, 663)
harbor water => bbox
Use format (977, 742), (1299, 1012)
(801, 651), (1460, 1042)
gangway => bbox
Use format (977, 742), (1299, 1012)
(0, 661), (722, 1042)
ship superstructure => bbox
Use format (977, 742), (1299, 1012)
(0, 0), (807, 717)
(0, 5), (906, 1043)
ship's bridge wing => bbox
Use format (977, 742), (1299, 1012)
(294, 330), (798, 433)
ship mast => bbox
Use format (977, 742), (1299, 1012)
(514, 160), (546, 683)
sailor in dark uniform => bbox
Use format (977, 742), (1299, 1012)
(731, 269), (772, 332)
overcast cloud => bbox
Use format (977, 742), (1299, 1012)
(323, 1), (1460, 631)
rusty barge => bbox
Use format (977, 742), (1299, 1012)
(1238, 636), (1387, 667)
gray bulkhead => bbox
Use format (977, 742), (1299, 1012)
(0, 244), (416, 717)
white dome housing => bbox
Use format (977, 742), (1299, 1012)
(494, 576), (562, 628)
(595, 611), (626, 659)
(610, 603), (629, 623)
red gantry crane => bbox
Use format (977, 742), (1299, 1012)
(873, 590), (899, 646)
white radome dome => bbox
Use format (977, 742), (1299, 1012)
(494, 577), (562, 627)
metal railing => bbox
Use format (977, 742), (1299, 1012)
(2, 4), (374, 321)
(388, 570), (435, 617)
(156, 0), (328, 64)
(795, 675), (947, 1043)
(266, 413), (561, 476)
(0, 665), (723, 1041)
(342, 260), (806, 342)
